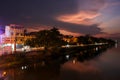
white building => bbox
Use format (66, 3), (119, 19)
(0, 24), (25, 55)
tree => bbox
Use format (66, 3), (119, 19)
(30, 27), (65, 48)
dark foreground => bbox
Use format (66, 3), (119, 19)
(0, 43), (119, 80)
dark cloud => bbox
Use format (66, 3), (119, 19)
(0, 0), (118, 37)
(53, 21), (102, 35)
(0, 0), (78, 24)
(109, 33), (120, 39)
(78, 0), (106, 11)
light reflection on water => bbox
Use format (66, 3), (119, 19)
(60, 43), (120, 80)
(0, 44), (120, 80)
(60, 60), (102, 80)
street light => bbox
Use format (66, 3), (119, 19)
(13, 26), (16, 53)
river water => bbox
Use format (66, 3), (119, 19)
(0, 43), (120, 80)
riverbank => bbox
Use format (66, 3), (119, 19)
(0, 44), (114, 69)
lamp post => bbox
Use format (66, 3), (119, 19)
(13, 27), (16, 53)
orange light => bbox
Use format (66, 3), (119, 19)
(2, 71), (7, 77)
(73, 60), (76, 64)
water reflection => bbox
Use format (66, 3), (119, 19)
(60, 60), (102, 80)
(0, 44), (119, 80)
(115, 43), (118, 48)
(2, 64), (60, 80)
(0, 71), (7, 80)
(60, 44), (120, 80)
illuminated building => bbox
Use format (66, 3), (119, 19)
(63, 35), (78, 44)
(0, 24), (34, 54)
(5, 24), (25, 44)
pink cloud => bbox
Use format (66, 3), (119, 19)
(26, 25), (84, 37)
(56, 11), (100, 25)
(93, 33), (110, 38)
(98, 17), (120, 34)
(93, 33), (120, 39)
(59, 29), (83, 36)
(102, 2), (120, 9)
(26, 25), (51, 32)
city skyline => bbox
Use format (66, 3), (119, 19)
(0, 0), (120, 39)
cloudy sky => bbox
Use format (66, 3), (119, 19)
(0, 0), (120, 38)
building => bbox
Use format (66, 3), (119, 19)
(0, 24), (34, 54)
(5, 24), (25, 44)
(63, 35), (78, 44)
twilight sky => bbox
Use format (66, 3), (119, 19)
(0, 0), (120, 38)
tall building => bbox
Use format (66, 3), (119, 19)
(0, 24), (35, 54)
(0, 24), (25, 54)
(4, 24), (25, 44)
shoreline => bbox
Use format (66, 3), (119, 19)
(0, 44), (114, 69)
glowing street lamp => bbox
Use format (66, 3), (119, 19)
(13, 27), (16, 53)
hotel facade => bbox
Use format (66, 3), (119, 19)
(0, 24), (33, 55)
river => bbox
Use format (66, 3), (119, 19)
(0, 43), (120, 80)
